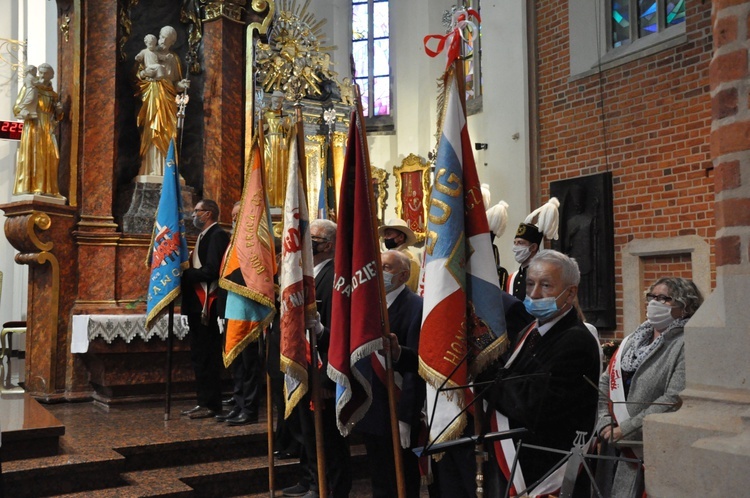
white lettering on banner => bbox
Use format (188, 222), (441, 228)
(333, 260), (378, 299)
(280, 290), (305, 314)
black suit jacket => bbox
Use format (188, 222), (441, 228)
(312, 259), (335, 390)
(388, 287), (424, 426)
(501, 291), (534, 347)
(489, 309), (600, 484)
(181, 223), (230, 316)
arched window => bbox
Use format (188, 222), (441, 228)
(352, 0), (392, 130)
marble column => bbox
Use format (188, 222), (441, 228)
(646, 1), (750, 494)
(72, 0), (120, 309)
(200, 15), (245, 220)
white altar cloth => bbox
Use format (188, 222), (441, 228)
(71, 314), (190, 353)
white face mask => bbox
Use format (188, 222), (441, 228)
(646, 300), (675, 331)
(513, 244), (532, 264)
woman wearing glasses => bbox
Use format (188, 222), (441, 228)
(596, 277), (703, 497)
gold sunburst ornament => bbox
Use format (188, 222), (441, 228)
(255, 0), (338, 101)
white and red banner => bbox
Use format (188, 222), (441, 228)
(279, 135), (318, 418)
(418, 67), (508, 446)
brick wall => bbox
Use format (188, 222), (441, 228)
(536, 0), (716, 337)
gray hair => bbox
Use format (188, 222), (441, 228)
(529, 249), (581, 287)
(311, 219), (337, 244)
(382, 250), (410, 275)
(650, 277), (704, 317)
(199, 199), (220, 221)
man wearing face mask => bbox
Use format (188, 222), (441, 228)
(378, 218), (421, 292)
(180, 199), (230, 419)
(357, 250), (424, 498)
(487, 249), (600, 496)
(506, 198), (560, 301)
(283, 219), (352, 498)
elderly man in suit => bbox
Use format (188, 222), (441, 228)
(283, 219), (351, 498)
(488, 249), (600, 496)
(180, 199), (230, 420)
(355, 249), (425, 498)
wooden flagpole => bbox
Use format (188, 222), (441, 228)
(256, 108), (276, 498)
(294, 101), (328, 498)
(452, 53), (487, 498)
(352, 80), (407, 498)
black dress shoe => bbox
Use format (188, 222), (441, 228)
(222, 397), (235, 406)
(215, 407), (241, 421)
(226, 412), (258, 426)
(180, 405), (203, 416)
(188, 407), (219, 419)
(282, 483), (309, 497)
(273, 450), (298, 460)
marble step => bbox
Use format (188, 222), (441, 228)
(2, 449), (126, 497)
(53, 448), (366, 497)
(0, 393), (66, 461)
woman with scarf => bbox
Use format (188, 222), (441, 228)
(597, 277), (703, 497)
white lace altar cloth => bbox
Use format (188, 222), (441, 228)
(71, 314), (190, 353)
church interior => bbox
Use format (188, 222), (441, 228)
(1, 0), (749, 495)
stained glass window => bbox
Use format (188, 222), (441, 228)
(352, 0), (391, 120)
(611, 0), (686, 49)
(460, 0), (482, 108)
(612, 1), (631, 48)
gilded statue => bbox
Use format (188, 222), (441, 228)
(135, 26), (190, 177)
(263, 91), (292, 208)
(13, 63), (64, 197)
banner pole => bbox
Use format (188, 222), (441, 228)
(164, 301), (175, 421)
(352, 80), (407, 498)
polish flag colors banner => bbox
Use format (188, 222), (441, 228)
(327, 109), (386, 436)
(279, 135), (318, 418)
(219, 134), (277, 367)
(418, 68), (509, 445)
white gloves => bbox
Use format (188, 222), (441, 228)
(306, 312), (324, 335)
(399, 421), (411, 449)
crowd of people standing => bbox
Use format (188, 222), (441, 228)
(178, 199), (701, 498)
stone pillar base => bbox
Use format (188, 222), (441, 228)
(646, 272), (750, 496)
(118, 181), (198, 234)
(646, 387), (750, 496)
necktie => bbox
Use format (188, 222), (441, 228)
(525, 328), (541, 352)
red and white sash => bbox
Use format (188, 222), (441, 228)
(191, 235), (219, 324)
(491, 321), (575, 497)
(505, 269), (520, 294)
(607, 333), (634, 427)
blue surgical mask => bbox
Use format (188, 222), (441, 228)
(383, 271), (399, 293)
(523, 288), (570, 321)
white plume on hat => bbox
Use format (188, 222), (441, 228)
(481, 183), (492, 211)
(524, 197), (560, 241)
(486, 200), (509, 237)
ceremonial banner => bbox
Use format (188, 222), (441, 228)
(279, 135), (318, 417)
(418, 68), (508, 445)
(327, 109), (386, 436)
(146, 140), (189, 330)
(219, 135), (277, 367)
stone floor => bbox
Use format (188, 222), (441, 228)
(0, 354), (430, 497)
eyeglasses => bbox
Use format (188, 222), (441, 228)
(646, 293), (673, 304)
(193, 209), (208, 213)
(311, 236), (329, 243)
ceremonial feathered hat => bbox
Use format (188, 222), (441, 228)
(515, 198), (560, 246)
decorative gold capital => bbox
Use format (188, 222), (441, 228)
(203, 0), (248, 23)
